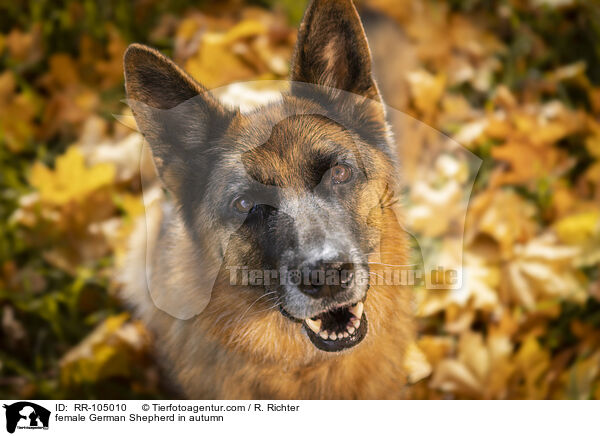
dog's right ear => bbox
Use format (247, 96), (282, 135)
(124, 43), (233, 195)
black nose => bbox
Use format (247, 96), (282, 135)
(296, 260), (355, 298)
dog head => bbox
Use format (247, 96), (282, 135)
(125, 0), (402, 353)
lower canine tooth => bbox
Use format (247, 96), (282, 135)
(305, 318), (322, 333)
(349, 302), (364, 319)
(351, 318), (360, 328)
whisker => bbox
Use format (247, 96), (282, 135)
(240, 295), (284, 317)
(235, 291), (278, 323)
(369, 271), (385, 280)
(252, 300), (284, 315)
(226, 295), (283, 347)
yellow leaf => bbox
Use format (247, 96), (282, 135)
(176, 17), (200, 40)
(403, 342), (433, 383)
(472, 189), (539, 258)
(417, 336), (453, 367)
(0, 70), (38, 152)
(221, 20), (266, 45)
(486, 116), (512, 139)
(546, 61), (586, 82)
(60, 314), (151, 387)
(184, 19), (270, 89)
(185, 38), (254, 89)
(5, 25), (41, 64)
(515, 335), (551, 399)
(584, 162), (600, 185)
(554, 210), (600, 267)
(430, 358), (482, 397)
(47, 54), (80, 88)
(589, 87), (600, 115)
(554, 211), (600, 245)
(30, 147), (115, 205)
(415, 248), (500, 318)
(120, 193), (145, 219)
(585, 134), (600, 159)
(502, 233), (584, 309)
(491, 141), (563, 185)
(407, 69), (446, 120)
(429, 331), (514, 399)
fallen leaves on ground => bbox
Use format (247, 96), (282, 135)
(0, 0), (599, 399)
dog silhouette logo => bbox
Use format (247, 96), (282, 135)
(3, 402), (50, 433)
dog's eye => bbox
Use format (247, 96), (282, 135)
(232, 196), (254, 214)
(331, 164), (352, 184)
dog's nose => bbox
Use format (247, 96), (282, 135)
(297, 260), (355, 298)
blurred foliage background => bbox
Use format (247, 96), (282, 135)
(0, 0), (599, 399)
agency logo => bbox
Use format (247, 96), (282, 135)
(2, 402), (50, 434)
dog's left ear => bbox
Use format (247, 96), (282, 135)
(290, 0), (380, 101)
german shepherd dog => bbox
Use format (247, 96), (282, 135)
(122, 0), (413, 399)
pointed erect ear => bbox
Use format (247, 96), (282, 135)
(290, 0), (380, 100)
(124, 43), (233, 195)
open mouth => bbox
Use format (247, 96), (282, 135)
(302, 302), (368, 352)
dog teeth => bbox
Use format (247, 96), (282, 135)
(349, 302), (363, 319)
(305, 303), (365, 342)
(305, 318), (322, 333)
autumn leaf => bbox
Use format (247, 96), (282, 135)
(501, 233), (584, 309)
(554, 210), (600, 267)
(430, 330), (514, 399)
(0, 71), (39, 152)
(60, 313), (151, 387)
(2, 0), (600, 401)
(403, 342), (433, 384)
(467, 189), (539, 258)
(181, 15), (291, 89)
(30, 147), (115, 205)
(406, 69), (446, 122)
(513, 335), (551, 399)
